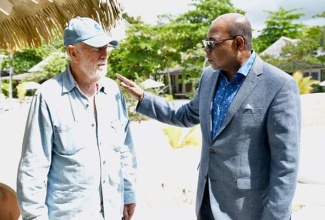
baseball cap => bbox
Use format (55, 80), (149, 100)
(64, 16), (118, 48)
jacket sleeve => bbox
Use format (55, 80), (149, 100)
(262, 77), (301, 220)
(16, 91), (52, 219)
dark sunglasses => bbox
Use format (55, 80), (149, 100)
(202, 36), (238, 49)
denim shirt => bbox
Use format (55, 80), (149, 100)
(17, 65), (137, 220)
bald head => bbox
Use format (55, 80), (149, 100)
(212, 13), (252, 50)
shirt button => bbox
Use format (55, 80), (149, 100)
(209, 149), (215, 154)
(91, 124), (95, 127)
(103, 180), (106, 184)
(85, 103), (90, 108)
(103, 160), (106, 164)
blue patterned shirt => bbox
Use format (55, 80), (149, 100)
(212, 52), (256, 139)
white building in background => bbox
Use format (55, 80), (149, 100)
(260, 36), (298, 58)
(260, 36), (325, 83)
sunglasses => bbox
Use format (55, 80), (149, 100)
(202, 36), (238, 49)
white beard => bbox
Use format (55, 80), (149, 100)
(79, 56), (107, 81)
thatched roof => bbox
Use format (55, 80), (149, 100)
(0, 0), (123, 50)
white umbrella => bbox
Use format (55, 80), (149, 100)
(320, 81), (325, 86)
(141, 79), (165, 89)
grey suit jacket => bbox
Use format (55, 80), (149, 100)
(137, 55), (301, 220)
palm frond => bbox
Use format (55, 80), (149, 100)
(293, 71), (320, 94)
(162, 125), (201, 149)
(162, 126), (182, 149)
(0, 0), (123, 50)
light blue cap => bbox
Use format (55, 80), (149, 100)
(64, 16), (118, 47)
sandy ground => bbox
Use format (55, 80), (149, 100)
(1, 95), (325, 219)
(0, 101), (198, 219)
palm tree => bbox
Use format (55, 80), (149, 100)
(293, 71), (320, 94)
(162, 125), (201, 149)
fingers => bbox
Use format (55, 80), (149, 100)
(116, 73), (132, 90)
(116, 73), (134, 87)
(116, 74), (144, 101)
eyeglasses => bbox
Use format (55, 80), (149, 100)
(202, 36), (237, 50)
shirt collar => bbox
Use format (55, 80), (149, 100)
(62, 64), (106, 94)
(61, 65), (75, 93)
(237, 50), (256, 77)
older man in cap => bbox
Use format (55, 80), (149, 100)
(17, 17), (137, 220)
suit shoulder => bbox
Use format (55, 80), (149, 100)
(202, 66), (217, 78)
(263, 61), (293, 81)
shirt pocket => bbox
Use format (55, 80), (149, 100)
(109, 119), (127, 147)
(241, 106), (265, 123)
(53, 122), (85, 155)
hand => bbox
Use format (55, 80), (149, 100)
(116, 74), (144, 101)
(122, 203), (136, 220)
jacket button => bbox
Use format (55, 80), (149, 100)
(209, 149), (215, 154)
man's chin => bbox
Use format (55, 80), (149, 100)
(210, 65), (218, 70)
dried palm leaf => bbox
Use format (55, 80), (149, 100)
(0, 0), (123, 50)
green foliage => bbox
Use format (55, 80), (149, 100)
(0, 82), (9, 97)
(162, 125), (201, 149)
(1, 49), (43, 74)
(24, 54), (68, 83)
(1, 38), (64, 74)
(293, 71), (320, 94)
(164, 94), (174, 101)
(313, 11), (325, 18)
(108, 23), (163, 80)
(254, 7), (305, 53)
(108, 0), (244, 84)
(162, 0), (245, 81)
(260, 26), (324, 74)
(175, 0), (245, 24)
(1, 1), (324, 101)
(122, 12), (144, 24)
(107, 0), (246, 101)
(16, 83), (27, 101)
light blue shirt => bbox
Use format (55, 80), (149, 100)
(17, 65), (137, 220)
(212, 52), (256, 138)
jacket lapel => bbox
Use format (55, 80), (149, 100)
(200, 68), (220, 144)
(216, 55), (264, 137)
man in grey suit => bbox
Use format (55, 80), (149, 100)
(117, 13), (301, 220)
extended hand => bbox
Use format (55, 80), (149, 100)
(116, 74), (144, 101)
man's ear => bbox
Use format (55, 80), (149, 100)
(235, 36), (245, 50)
(67, 45), (78, 63)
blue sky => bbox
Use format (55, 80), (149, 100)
(119, 0), (325, 36)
